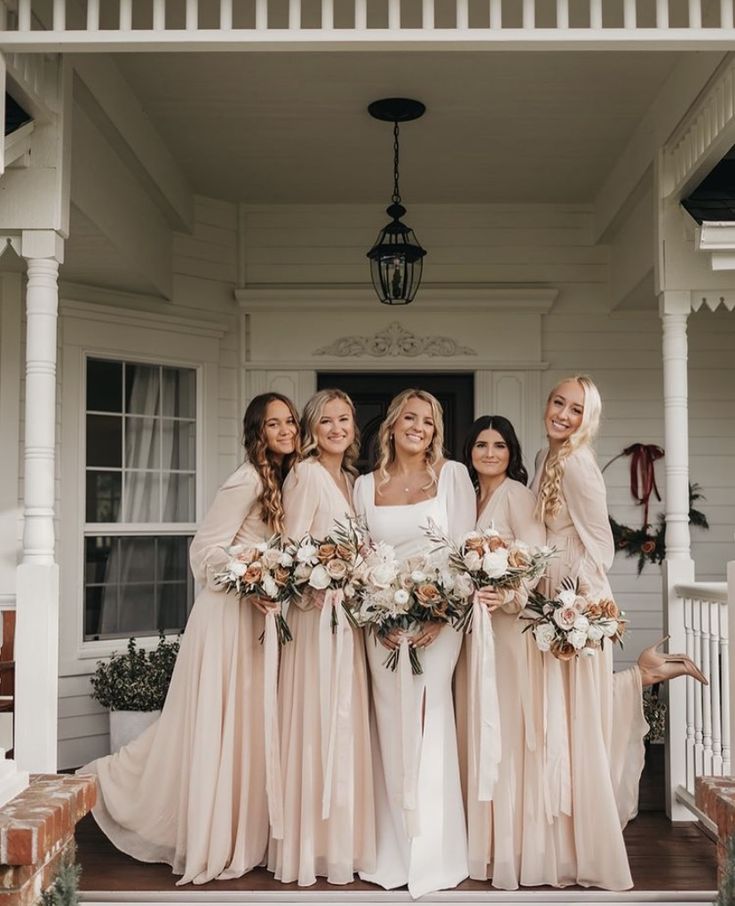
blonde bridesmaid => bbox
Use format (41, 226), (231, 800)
(268, 389), (375, 887)
(456, 415), (547, 890)
(82, 393), (300, 885)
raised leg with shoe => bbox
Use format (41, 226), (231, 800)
(637, 635), (708, 687)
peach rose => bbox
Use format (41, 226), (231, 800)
(415, 583), (442, 606)
(464, 537), (485, 554)
(317, 543), (337, 563)
(600, 599), (620, 619)
(508, 546), (532, 569)
(551, 639), (577, 661)
(243, 562), (263, 584)
(487, 536), (508, 552)
(335, 543), (353, 562)
(274, 566), (290, 587)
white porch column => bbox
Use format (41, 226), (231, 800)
(659, 289), (696, 821)
(15, 229), (64, 773)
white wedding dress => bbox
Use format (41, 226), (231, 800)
(353, 461), (476, 898)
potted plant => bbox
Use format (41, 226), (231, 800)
(90, 633), (180, 753)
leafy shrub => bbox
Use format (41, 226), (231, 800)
(90, 633), (180, 712)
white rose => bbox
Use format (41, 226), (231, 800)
(296, 542), (318, 564)
(308, 564), (332, 590)
(440, 570), (455, 592)
(227, 559), (247, 578)
(294, 562), (313, 582)
(262, 573), (279, 599)
(343, 583), (355, 600)
(558, 589), (576, 607)
(587, 624), (604, 642)
(599, 618), (619, 638)
(553, 606), (578, 630)
(262, 547), (282, 569)
(255, 541), (269, 553)
(370, 561), (398, 589)
(454, 573), (475, 600)
(481, 548), (509, 579)
(393, 589), (410, 607)
(573, 614), (590, 632)
(463, 550), (482, 571)
(534, 623), (556, 652)
(279, 551), (294, 568)
(569, 628), (587, 650)
(411, 569), (427, 584)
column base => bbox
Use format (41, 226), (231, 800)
(0, 756), (28, 809)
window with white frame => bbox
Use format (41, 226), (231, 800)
(83, 356), (197, 641)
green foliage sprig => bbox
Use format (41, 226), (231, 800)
(642, 686), (667, 743)
(718, 833), (735, 906)
(38, 856), (80, 906)
(90, 633), (180, 712)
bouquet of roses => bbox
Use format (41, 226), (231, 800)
(522, 575), (626, 660)
(424, 521), (555, 632)
(356, 544), (472, 673)
(288, 516), (367, 630)
(213, 536), (294, 645)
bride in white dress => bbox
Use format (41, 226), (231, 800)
(353, 389), (476, 898)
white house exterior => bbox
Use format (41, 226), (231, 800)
(1, 0), (735, 827)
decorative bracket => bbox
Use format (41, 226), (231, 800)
(314, 321), (477, 358)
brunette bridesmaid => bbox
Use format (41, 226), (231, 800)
(268, 389), (375, 887)
(82, 393), (300, 885)
(456, 416), (547, 890)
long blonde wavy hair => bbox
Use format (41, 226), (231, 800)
(300, 388), (361, 477)
(375, 389), (445, 494)
(536, 375), (602, 522)
(243, 392), (301, 534)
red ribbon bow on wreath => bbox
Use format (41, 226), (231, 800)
(603, 443), (664, 527)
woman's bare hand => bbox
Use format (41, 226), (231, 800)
(411, 622), (442, 648)
(379, 628), (404, 651)
(473, 588), (505, 613)
(251, 596), (279, 615)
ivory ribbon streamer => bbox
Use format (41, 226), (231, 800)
(398, 637), (420, 838)
(543, 654), (572, 821)
(263, 610), (284, 839)
(319, 588), (354, 820)
(470, 598), (501, 802)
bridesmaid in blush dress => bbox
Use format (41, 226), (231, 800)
(268, 389), (375, 887)
(455, 416), (548, 890)
(81, 393), (300, 885)
(353, 389), (476, 899)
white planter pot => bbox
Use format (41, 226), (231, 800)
(109, 709), (161, 754)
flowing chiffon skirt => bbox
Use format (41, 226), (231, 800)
(81, 588), (270, 886)
(360, 626), (468, 898)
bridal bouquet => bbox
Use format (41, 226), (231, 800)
(425, 521), (555, 632)
(288, 516), (367, 629)
(356, 543), (471, 673)
(213, 537), (293, 645)
(522, 576), (626, 660)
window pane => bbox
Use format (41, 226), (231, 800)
(162, 419), (196, 471)
(125, 363), (160, 416)
(160, 583), (190, 631)
(158, 536), (190, 581)
(163, 473), (195, 522)
(125, 417), (160, 470)
(86, 415), (122, 468)
(85, 535), (116, 584)
(118, 583), (156, 634)
(162, 367), (196, 419)
(123, 472), (161, 522)
(86, 472), (122, 523)
(119, 537), (156, 583)
(87, 359), (122, 413)
(85, 585), (118, 641)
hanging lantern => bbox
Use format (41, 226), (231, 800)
(366, 98), (427, 305)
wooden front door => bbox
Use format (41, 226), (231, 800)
(317, 373), (475, 472)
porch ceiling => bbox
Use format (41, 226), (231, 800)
(112, 49), (681, 205)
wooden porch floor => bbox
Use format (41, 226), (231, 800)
(75, 748), (718, 902)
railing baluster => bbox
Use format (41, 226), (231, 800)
(723, 598), (731, 774)
(456, 0), (468, 27)
(489, 0), (501, 28)
(53, 0), (66, 31)
(220, 0), (233, 28)
(522, 0), (534, 27)
(656, 0), (668, 27)
(722, 0), (734, 27)
(255, 0), (267, 29)
(186, 0), (198, 29)
(689, 0), (702, 26)
(693, 600), (704, 777)
(685, 597), (695, 792)
(422, 0), (434, 29)
(0, 1), (7, 30)
(119, 0), (132, 30)
(711, 601), (723, 774)
(556, 0), (568, 27)
(18, 0), (31, 31)
(322, 0), (333, 28)
(589, 0), (602, 28)
(388, 0), (399, 29)
(702, 600), (713, 774)
(87, 0), (99, 30)
(153, 0), (166, 30)
(354, 0), (366, 28)
(623, 0), (636, 29)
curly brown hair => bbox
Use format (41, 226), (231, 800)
(243, 392), (300, 533)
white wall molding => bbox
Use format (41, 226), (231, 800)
(695, 222), (735, 274)
(60, 298), (228, 339)
(314, 321), (477, 359)
(236, 285), (558, 314)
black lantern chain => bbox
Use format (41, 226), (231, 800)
(366, 98), (427, 306)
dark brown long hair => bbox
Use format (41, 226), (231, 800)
(243, 392), (300, 533)
(462, 415), (528, 488)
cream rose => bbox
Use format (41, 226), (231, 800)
(294, 561), (313, 582)
(463, 550), (482, 571)
(454, 573), (475, 600)
(587, 624), (604, 642)
(308, 564), (332, 590)
(481, 548), (509, 579)
(553, 605), (578, 631)
(558, 588), (577, 607)
(599, 618), (619, 638)
(534, 623), (557, 652)
(326, 558), (349, 581)
(296, 542), (318, 564)
(262, 573), (279, 599)
(370, 561), (398, 589)
(227, 559), (247, 578)
(279, 551), (294, 568)
(569, 628), (588, 650)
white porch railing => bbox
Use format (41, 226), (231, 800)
(671, 568), (735, 821)
(2, 0), (735, 50)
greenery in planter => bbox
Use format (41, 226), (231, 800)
(643, 686), (667, 743)
(38, 855), (81, 906)
(90, 632), (180, 712)
(717, 833), (735, 905)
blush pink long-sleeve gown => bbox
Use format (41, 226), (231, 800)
(529, 445), (648, 891)
(81, 462), (276, 885)
(267, 457), (376, 886)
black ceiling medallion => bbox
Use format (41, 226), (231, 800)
(366, 98), (427, 306)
